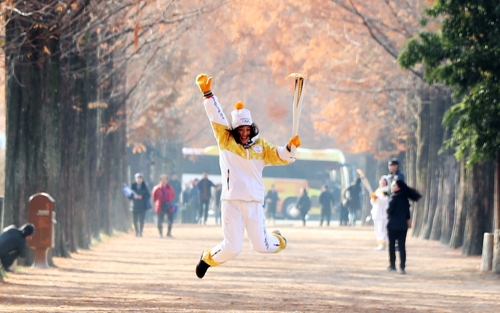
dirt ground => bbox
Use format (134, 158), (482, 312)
(1, 222), (499, 312)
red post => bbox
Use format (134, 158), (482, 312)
(28, 193), (56, 269)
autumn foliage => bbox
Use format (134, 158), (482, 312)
(126, 0), (430, 159)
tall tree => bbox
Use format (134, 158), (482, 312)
(1, 0), (214, 258)
(399, 1), (499, 255)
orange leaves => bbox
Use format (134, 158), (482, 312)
(43, 46), (51, 55)
(88, 102), (108, 109)
(266, 99), (288, 121)
(131, 142), (147, 154)
(134, 23), (141, 53)
(120, 0), (419, 156)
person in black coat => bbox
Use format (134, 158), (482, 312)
(265, 184), (279, 225)
(0, 223), (35, 274)
(296, 188), (311, 226)
(170, 174), (182, 205)
(129, 173), (151, 237)
(387, 179), (421, 274)
(318, 185), (335, 226)
(343, 178), (362, 226)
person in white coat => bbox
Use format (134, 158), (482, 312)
(194, 73), (301, 279)
(370, 176), (390, 250)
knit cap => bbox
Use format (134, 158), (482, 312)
(231, 102), (253, 129)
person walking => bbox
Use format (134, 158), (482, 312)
(0, 224), (35, 276)
(194, 73), (300, 279)
(152, 174), (175, 238)
(387, 179), (421, 274)
(318, 185), (335, 226)
(129, 173), (151, 237)
(344, 178), (362, 226)
(387, 159), (405, 251)
(265, 184), (279, 225)
(296, 188), (311, 227)
(370, 176), (390, 250)
(198, 171), (215, 225)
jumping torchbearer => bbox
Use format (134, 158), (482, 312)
(194, 73), (303, 279)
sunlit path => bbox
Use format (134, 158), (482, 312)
(0, 224), (498, 312)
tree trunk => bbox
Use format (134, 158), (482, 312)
(462, 162), (495, 255)
(450, 161), (467, 248)
(4, 8), (62, 263)
(493, 154), (500, 273)
(421, 91), (440, 239)
(495, 153), (500, 230)
(422, 89), (449, 239)
(413, 91), (431, 237)
(435, 154), (457, 244)
(3, 1), (136, 259)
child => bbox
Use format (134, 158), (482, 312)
(195, 74), (301, 279)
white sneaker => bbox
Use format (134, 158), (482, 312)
(375, 245), (386, 251)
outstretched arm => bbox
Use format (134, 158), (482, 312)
(196, 74), (230, 143)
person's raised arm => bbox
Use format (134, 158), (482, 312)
(196, 74), (230, 144)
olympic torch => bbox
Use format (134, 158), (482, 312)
(288, 73), (306, 139)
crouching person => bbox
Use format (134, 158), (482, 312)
(0, 224), (35, 278)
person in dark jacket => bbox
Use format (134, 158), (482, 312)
(0, 223), (35, 274)
(296, 188), (311, 226)
(265, 184), (279, 225)
(170, 174), (182, 205)
(318, 185), (335, 226)
(388, 159), (405, 185)
(387, 179), (421, 274)
(129, 173), (151, 237)
(198, 171), (215, 225)
(344, 178), (362, 226)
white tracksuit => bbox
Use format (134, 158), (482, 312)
(370, 187), (389, 246)
(202, 95), (295, 266)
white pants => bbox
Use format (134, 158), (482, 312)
(373, 218), (388, 245)
(209, 200), (282, 264)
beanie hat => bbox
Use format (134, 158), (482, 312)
(20, 223), (35, 237)
(231, 102), (253, 129)
(383, 175), (391, 185)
